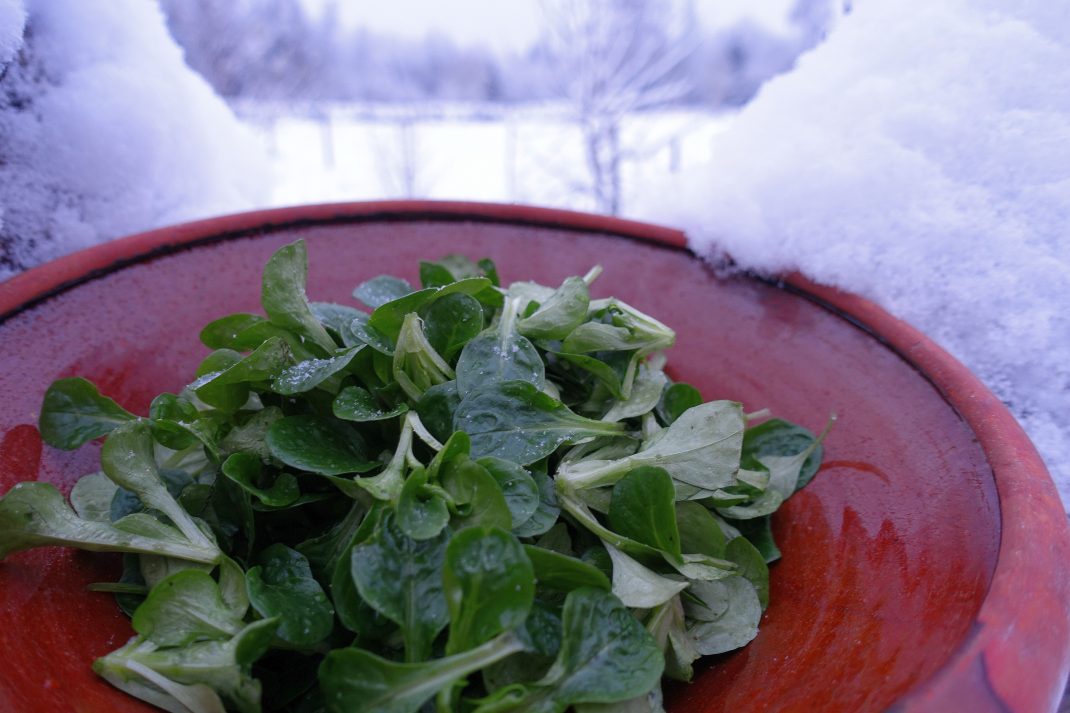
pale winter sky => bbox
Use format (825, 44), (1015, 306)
(301, 0), (796, 53)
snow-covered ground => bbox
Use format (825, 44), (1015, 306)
(237, 103), (732, 214)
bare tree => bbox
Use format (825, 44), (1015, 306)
(369, 110), (434, 198)
(539, 0), (698, 214)
(160, 0), (333, 100)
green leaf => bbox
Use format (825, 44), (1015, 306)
(393, 313), (455, 401)
(557, 400), (744, 493)
(645, 597), (697, 683)
(397, 466), (449, 540)
(426, 430), (471, 480)
(608, 466), (681, 557)
(348, 313), (396, 355)
(311, 302), (368, 346)
(724, 537), (770, 609)
(266, 415), (378, 476)
(675, 501), (726, 559)
(297, 501), (369, 581)
(576, 688), (666, 713)
(132, 570), (242, 647)
(218, 556), (249, 621)
(656, 383), (702, 426)
(148, 392), (199, 451)
(727, 515), (781, 563)
(512, 469), (560, 538)
(273, 346), (363, 395)
(38, 377), (136, 450)
(351, 514), (450, 662)
(548, 352), (624, 401)
(69, 471), (118, 522)
(193, 338), (293, 411)
(219, 407), (284, 462)
(231, 320), (317, 361)
(441, 457), (512, 532)
(534, 522), (573, 555)
(201, 339), (293, 387)
(333, 385), (409, 422)
(478, 258), (500, 286)
(0, 482), (218, 563)
(495, 588), (664, 711)
(246, 544), (334, 648)
(560, 491), (733, 584)
(456, 296), (545, 396)
(199, 313), (265, 350)
(329, 504), (385, 634)
(319, 633), (525, 713)
(415, 381), (461, 443)
(423, 292), (484, 361)
(138, 546), (212, 591)
(605, 544), (687, 609)
(443, 527), (534, 654)
(454, 381), (626, 466)
(684, 577), (761, 655)
(262, 240), (336, 352)
(221, 453), (300, 508)
(562, 299), (675, 356)
(179, 475), (254, 562)
(353, 275), (414, 309)
(420, 261), (457, 289)
(524, 546), (610, 592)
(476, 457), (539, 530)
(420, 255), (487, 287)
(367, 287), (439, 340)
(344, 411), (415, 502)
(102, 422), (217, 551)
(94, 619), (277, 713)
(715, 427), (829, 520)
(601, 363), (667, 423)
(743, 418), (825, 491)
(516, 276), (589, 341)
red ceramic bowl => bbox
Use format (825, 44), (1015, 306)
(1, 202), (1067, 712)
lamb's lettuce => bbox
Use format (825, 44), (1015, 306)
(6, 242), (830, 712)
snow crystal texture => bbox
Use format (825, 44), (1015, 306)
(0, 0), (24, 69)
(641, 0), (1070, 510)
(0, 0), (268, 278)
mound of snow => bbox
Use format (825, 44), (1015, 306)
(640, 0), (1070, 509)
(0, 0), (269, 279)
(0, 0), (24, 68)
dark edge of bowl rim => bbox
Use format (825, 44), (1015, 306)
(0, 200), (1066, 713)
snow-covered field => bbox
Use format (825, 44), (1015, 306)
(237, 103), (733, 214)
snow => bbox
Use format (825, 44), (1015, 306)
(240, 103), (731, 213)
(638, 0), (1070, 509)
(0, 0), (24, 69)
(0, 0), (268, 279)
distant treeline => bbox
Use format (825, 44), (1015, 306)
(161, 0), (836, 107)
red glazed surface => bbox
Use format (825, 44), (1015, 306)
(0, 202), (1066, 712)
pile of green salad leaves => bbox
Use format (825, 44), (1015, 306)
(0, 241), (829, 713)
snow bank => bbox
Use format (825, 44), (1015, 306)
(0, 0), (269, 279)
(0, 0), (24, 69)
(639, 0), (1070, 508)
